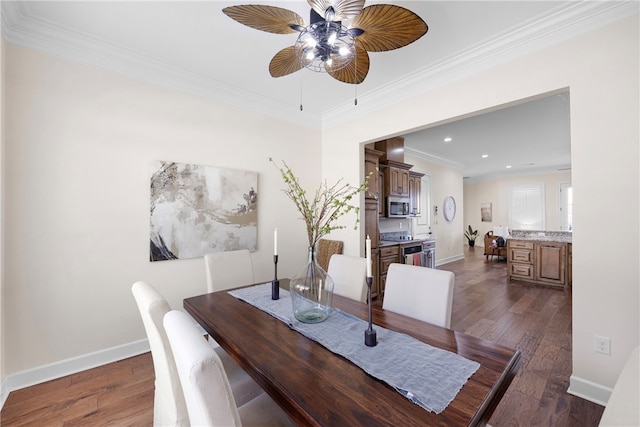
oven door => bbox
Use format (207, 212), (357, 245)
(401, 244), (424, 266)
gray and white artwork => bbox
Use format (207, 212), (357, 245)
(150, 160), (257, 262)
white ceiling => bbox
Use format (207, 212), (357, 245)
(2, 1), (637, 178)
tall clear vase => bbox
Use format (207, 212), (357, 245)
(290, 246), (334, 323)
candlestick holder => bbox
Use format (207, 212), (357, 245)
(271, 255), (279, 300)
(364, 276), (377, 347)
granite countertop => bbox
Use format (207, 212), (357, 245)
(508, 231), (572, 244)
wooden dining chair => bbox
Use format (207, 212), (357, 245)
(382, 264), (455, 328)
(131, 281), (262, 416)
(327, 254), (368, 303)
(204, 249), (255, 293)
(164, 310), (297, 427)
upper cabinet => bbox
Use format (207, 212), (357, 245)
(368, 136), (426, 217)
(384, 163), (411, 197)
(374, 137), (413, 199)
(409, 171), (424, 216)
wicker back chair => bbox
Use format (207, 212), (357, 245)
(316, 239), (344, 272)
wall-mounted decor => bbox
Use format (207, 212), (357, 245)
(481, 202), (492, 222)
(150, 160), (258, 262)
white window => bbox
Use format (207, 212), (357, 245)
(509, 183), (545, 230)
(559, 183), (573, 231)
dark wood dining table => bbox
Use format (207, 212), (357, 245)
(184, 280), (521, 426)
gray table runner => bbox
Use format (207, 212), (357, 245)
(229, 283), (480, 414)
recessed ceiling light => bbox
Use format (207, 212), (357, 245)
(481, 154), (489, 158)
(444, 137), (452, 142)
(506, 165), (512, 169)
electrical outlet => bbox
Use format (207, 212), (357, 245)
(595, 336), (611, 355)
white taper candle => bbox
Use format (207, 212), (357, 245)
(274, 228), (278, 256)
(366, 235), (372, 277)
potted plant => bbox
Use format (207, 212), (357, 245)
(270, 158), (371, 323)
(464, 225), (478, 247)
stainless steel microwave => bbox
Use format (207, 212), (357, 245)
(386, 196), (410, 217)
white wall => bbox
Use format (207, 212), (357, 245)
(0, 38), (5, 394)
(2, 44), (320, 383)
(404, 154), (464, 263)
(322, 15), (639, 403)
(464, 171), (572, 243)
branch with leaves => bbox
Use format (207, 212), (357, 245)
(270, 158), (371, 248)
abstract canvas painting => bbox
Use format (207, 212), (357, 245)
(481, 202), (492, 222)
(150, 160), (257, 261)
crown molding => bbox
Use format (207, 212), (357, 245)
(321, 1), (639, 128)
(404, 147), (465, 171)
(2, 1), (637, 131)
(0, 1), (322, 129)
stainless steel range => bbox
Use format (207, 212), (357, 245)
(380, 232), (436, 268)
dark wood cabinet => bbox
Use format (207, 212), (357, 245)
(536, 242), (567, 286)
(378, 169), (384, 217)
(385, 164), (411, 197)
(409, 171), (424, 216)
(507, 239), (570, 288)
(364, 200), (380, 296)
(378, 245), (400, 296)
(364, 147), (383, 201)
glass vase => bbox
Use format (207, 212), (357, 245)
(290, 247), (334, 323)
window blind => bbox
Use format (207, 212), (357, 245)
(509, 183), (544, 230)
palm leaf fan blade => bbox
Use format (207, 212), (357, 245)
(326, 46), (369, 84)
(350, 4), (428, 52)
(222, 5), (305, 34)
(269, 46), (308, 77)
(307, 0), (365, 21)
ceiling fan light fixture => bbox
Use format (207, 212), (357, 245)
(223, 1), (428, 84)
(294, 20), (355, 73)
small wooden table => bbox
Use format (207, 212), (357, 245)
(184, 280), (520, 426)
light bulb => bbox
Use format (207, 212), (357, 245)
(339, 46), (350, 56)
(328, 32), (337, 45)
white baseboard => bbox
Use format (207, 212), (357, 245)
(0, 339), (150, 410)
(568, 375), (611, 407)
(436, 253), (465, 266)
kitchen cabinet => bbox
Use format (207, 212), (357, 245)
(364, 200), (380, 296)
(370, 248), (379, 298)
(364, 200), (379, 250)
(379, 245), (400, 296)
(536, 241), (567, 286)
(507, 239), (571, 288)
(409, 171), (424, 216)
(507, 240), (534, 281)
(364, 147), (383, 201)
(384, 162), (411, 197)
(378, 169), (384, 217)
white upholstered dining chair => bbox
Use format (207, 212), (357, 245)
(204, 249), (255, 293)
(132, 281), (189, 426)
(327, 254), (368, 303)
(131, 281), (262, 422)
(382, 264), (455, 329)
(164, 310), (297, 427)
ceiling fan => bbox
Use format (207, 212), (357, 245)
(223, 0), (428, 84)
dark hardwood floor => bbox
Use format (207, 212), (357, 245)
(1, 247), (604, 426)
(447, 247), (604, 426)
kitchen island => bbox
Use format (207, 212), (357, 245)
(507, 230), (572, 289)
